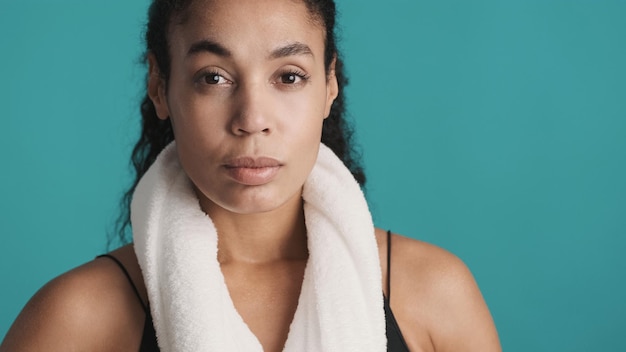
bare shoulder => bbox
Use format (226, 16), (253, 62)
(374, 228), (501, 352)
(0, 245), (146, 352)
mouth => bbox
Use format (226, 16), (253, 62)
(224, 157), (282, 185)
(224, 157), (282, 168)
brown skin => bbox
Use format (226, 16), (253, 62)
(1, 0), (500, 351)
(0, 231), (500, 352)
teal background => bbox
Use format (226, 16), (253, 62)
(1, 0), (625, 350)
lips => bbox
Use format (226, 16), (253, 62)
(224, 157), (282, 185)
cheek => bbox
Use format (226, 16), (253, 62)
(274, 85), (328, 131)
(167, 87), (227, 144)
(278, 93), (326, 173)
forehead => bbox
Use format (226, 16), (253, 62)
(169, 0), (326, 60)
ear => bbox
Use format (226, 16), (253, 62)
(147, 53), (171, 120)
(323, 57), (339, 119)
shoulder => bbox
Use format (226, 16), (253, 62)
(374, 228), (501, 352)
(0, 245), (146, 352)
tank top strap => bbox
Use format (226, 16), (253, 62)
(97, 254), (150, 315)
(384, 230), (411, 351)
(386, 229), (392, 303)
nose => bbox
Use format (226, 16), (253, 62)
(230, 82), (272, 136)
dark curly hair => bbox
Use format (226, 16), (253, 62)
(111, 0), (365, 247)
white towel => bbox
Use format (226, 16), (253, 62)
(131, 141), (386, 351)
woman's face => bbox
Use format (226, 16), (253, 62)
(149, 0), (338, 215)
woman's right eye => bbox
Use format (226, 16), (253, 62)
(202, 73), (228, 85)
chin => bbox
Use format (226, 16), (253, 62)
(199, 185), (303, 216)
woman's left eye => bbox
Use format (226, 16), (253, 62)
(281, 73), (300, 84)
(279, 71), (309, 85)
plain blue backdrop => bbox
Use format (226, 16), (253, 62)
(1, 1), (625, 350)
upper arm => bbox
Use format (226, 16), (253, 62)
(0, 258), (145, 352)
(383, 231), (501, 352)
(424, 249), (501, 352)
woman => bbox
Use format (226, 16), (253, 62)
(1, 0), (500, 351)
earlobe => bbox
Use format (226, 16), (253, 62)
(324, 57), (339, 119)
(147, 53), (170, 120)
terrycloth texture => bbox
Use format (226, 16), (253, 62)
(131, 141), (386, 352)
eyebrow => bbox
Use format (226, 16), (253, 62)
(268, 42), (314, 60)
(186, 39), (313, 60)
(187, 39), (232, 57)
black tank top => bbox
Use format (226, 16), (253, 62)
(99, 231), (409, 351)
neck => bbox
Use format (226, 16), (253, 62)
(199, 192), (308, 265)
